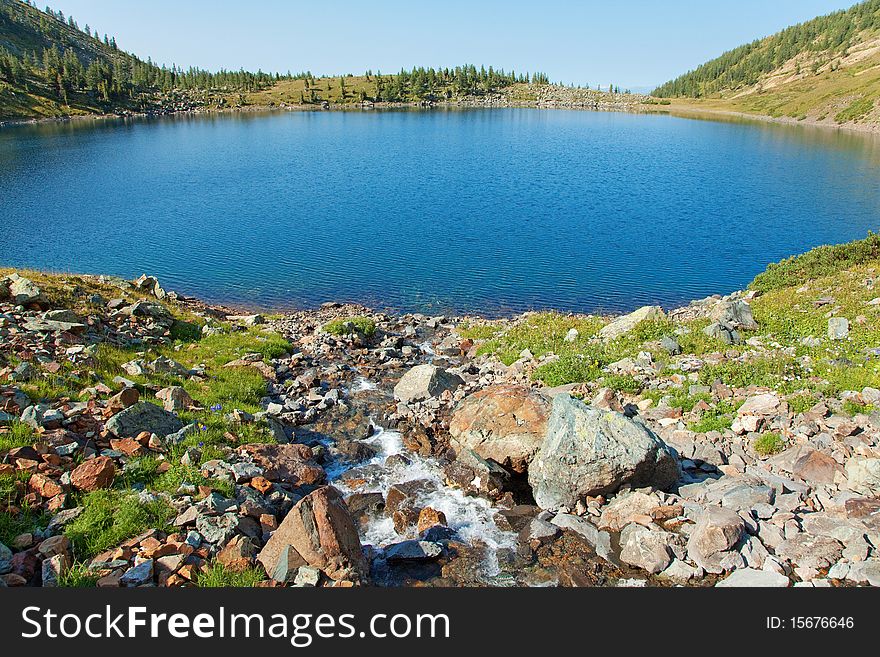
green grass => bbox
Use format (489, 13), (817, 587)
(457, 322), (503, 341)
(0, 421), (37, 451)
(842, 399), (875, 417)
(688, 401), (739, 433)
(787, 393), (819, 415)
(835, 95), (876, 124)
(602, 374), (643, 394)
(195, 563), (266, 588)
(59, 563), (101, 588)
(64, 489), (174, 559)
(323, 316), (377, 338)
(750, 233), (880, 294)
(754, 432), (786, 457)
(0, 506), (47, 546)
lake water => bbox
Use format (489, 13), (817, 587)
(2, 108), (879, 315)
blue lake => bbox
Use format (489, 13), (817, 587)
(1, 108), (880, 315)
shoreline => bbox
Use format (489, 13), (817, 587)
(5, 95), (880, 138)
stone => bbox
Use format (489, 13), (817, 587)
(619, 525), (673, 574)
(710, 299), (759, 331)
(720, 484), (775, 510)
(155, 387), (196, 412)
(216, 535), (258, 572)
(393, 365), (464, 403)
(196, 513), (241, 545)
(120, 559), (154, 587)
(28, 473), (62, 499)
(686, 506), (745, 574)
(660, 336), (682, 356)
(845, 457), (880, 494)
(70, 456), (116, 492)
(703, 322), (741, 345)
(257, 487), (367, 583)
(528, 394), (680, 510)
(272, 545), (303, 583)
(737, 393), (780, 417)
(715, 568), (790, 587)
(417, 508), (447, 534)
(106, 402), (184, 439)
(599, 306), (665, 341)
(551, 513), (615, 563)
(6, 274), (45, 306)
(294, 565), (322, 587)
(598, 492), (661, 531)
(41, 554), (68, 587)
(828, 317), (850, 341)
(792, 449), (844, 485)
(384, 540), (444, 562)
(776, 535), (843, 571)
(241, 444), (325, 486)
(449, 385), (549, 473)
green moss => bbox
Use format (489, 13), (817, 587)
(64, 490), (174, 559)
(195, 562), (266, 588)
(323, 316), (377, 338)
(754, 432), (786, 457)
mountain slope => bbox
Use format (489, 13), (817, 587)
(653, 0), (880, 130)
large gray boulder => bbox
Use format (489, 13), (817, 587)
(105, 402), (184, 438)
(394, 364), (463, 403)
(528, 395), (680, 510)
(709, 299), (758, 331)
(5, 273), (45, 306)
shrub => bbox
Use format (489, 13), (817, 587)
(323, 316), (377, 338)
(753, 433), (786, 457)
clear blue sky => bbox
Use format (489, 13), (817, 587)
(50, 0), (860, 89)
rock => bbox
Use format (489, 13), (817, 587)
(41, 554), (68, 587)
(845, 559), (880, 587)
(686, 506), (745, 574)
(619, 524), (674, 574)
(257, 487), (367, 583)
(592, 387), (623, 412)
(106, 402), (184, 439)
(776, 535), (843, 571)
(551, 513), (615, 563)
(196, 513), (241, 545)
(703, 322), (741, 345)
(792, 449), (844, 485)
(720, 484), (775, 511)
(271, 545), (302, 583)
(737, 393), (780, 417)
(294, 565), (322, 587)
(6, 273), (45, 306)
(599, 306), (665, 341)
(710, 299), (759, 331)
(660, 336), (681, 355)
(846, 457), (880, 494)
(828, 317), (850, 340)
(227, 314), (265, 326)
(0, 542), (12, 575)
(120, 559), (154, 587)
(715, 568), (790, 587)
(240, 444), (325, 486)
(216, 535), (258, 572)
(155, 387), (196, 412)
(70, 456), (116, 492)
(393, 365), (464, 403)
(529, 395), (680, 510)
(449, 385), (549, 473)
(564, 328), (579, 343)
(598, 491), (661, 532)
(384, 540), (444, 562)
(417, 508), (447, 534)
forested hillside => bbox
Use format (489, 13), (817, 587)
(0, 0), (547, 120)
(652, 0), (880, 130)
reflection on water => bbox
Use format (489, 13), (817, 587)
(1, 107), (879, 315)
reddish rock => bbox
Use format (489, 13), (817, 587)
(449, 385), (550, 473)
(70, 456), (116, 492)
(241, 444), (325, 486)
(28, 473), (62, 498)
(105, 388), (140, 416)
(110, 437), (147, 457)
(257, 486), (367, 583)
(417, 507), (448, 534)
(217, 535), (258, 572)
(792, 449), (844, 485)
(251, 476), (273, 494)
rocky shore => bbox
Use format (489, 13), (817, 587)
(2, 242), (879, 588)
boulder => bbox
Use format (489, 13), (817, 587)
(70, 456), (116, 492)
(686, 506), (745, 574)
(599, 306), (665, 341)
(449, 385), (549, 473)
(703, 322), (741, 345)
(5, 273), (45, 306)
(105, 402), (184, 438)
(619, 525), (674, 574)
(257, 487), (367, 583)
(528, 395), (680, 510)
(737, 393), (780, 417)
(828, 317), (849, 341)
(394, 365), (463, 403)
(845, 457), (880, 494)
(709, 299), (759, 331)
(240, 443), (325, 486)
(155, 387), (197, 412)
